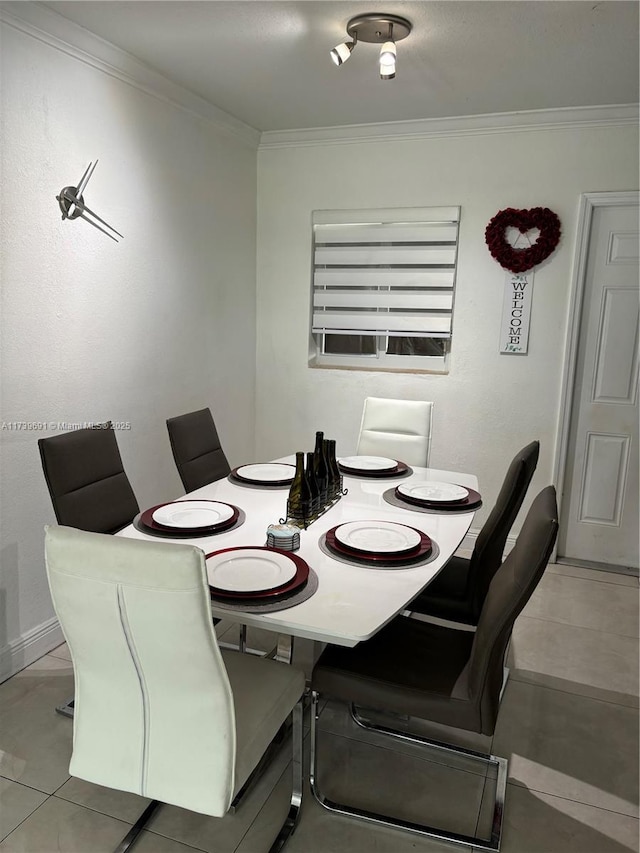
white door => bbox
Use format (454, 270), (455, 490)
(558, 201), (639, 570)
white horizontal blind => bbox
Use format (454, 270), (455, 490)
(312, 208), (460, 340)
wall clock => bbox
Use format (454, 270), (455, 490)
(56, 160), (123, 242)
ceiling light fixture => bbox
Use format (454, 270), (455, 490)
(329, 14), (412, 80)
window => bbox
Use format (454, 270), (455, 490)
(310, 206), (460, 372)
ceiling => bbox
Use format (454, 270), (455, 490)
(44, 1), (639, 133)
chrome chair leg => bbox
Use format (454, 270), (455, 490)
(113, 800), (160, 853)
(268, 698), (304, 853)
(310, 692), (507, 852)
(55, 697), (74, 718)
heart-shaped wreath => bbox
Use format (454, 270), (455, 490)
(485, 207), (561, 273)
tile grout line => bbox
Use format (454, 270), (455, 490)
(507, 778), (640, 820)
(515, 611), (640, 641)
(506, 673), (639, 710)
(0, 792), (53, 844)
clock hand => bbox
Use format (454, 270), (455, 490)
(62, 189), (124, 239)
(75, 160), (98, 198)
(77, 212), (119, 242)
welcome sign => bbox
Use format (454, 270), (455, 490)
(500, 271), (533, 354)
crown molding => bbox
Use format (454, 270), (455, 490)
(0, 2), (261, 149)
(259, 104), (639, 149)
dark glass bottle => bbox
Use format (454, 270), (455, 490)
(326, 439), (341, 500)
(313, 431), (329, 508)
(288, 451), (311, 526)
(305, 451), (320, 519)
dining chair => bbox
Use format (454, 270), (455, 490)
(309, 485), (558, 852)
(38, 423), (139, 535)
(406, 440), (540, 625)
(39, 423), (141, 720)
(356, 397), (433, 467)
(166, 407), (231, 492)
(44, 525), (305, 853)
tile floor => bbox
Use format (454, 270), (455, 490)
(0, 562), (638, 853)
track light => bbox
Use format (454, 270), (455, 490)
(330, 40), (355, 66)
(329, 14), (411, 80)
(379, 41), (396, 80)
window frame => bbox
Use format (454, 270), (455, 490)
(309, 206), (460, 374)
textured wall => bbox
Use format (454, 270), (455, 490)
(255, 125), (638, 535)
(0, 23), (257, 673)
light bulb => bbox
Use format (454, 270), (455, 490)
(379, 40), (396, 79)
(330, 40), (355, 66)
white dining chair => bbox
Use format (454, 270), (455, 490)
(44, 525), (305, 853)
(356, 397), (434, 467)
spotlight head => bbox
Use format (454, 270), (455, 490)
(330, 40), (355, 66)
(379, 41), (396, 79)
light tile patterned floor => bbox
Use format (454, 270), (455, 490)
(0, 563), (638, 853)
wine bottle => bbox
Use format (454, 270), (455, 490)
(313, 431), (329, 508)
(326, 439), (341, 501)
(305, 451), (320, 519)
(288, 451), (312, 526)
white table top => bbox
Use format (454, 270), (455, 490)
(119, 460), (478, 647)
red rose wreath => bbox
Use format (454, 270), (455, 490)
(485, 207), (561, 273)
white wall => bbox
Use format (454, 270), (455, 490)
(0, 20), (257, 677)
(256, 124), (638, 539)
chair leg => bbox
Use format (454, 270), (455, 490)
(268, 698), (304, 853)
(55, 697), (74, 718)
(310, 692), (507, 852)
(113, 800), (161, 853)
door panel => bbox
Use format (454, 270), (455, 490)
(559, 203), (639, 569)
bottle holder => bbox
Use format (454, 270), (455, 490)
(281, 477), (348, 530)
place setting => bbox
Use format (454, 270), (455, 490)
(321, 519), (438, 569)
(384, 481), (482, 514)
(229, 462), (296, 489)
(338, 455), (412, 479)
(206, 546), (318, 612)
(133, 499), (244, 538)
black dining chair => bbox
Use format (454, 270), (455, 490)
(406, 440), (540, 625)
(39, 423), (140, 718)
(309, 485), (558, 852)
(166, 408), (231, 492)
(38, 423), (139, 535)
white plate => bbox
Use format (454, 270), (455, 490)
(397, 482), (469, 503)
(236, 463), (296, 482)
(152, 500), (234, 528)
(339, 455), (397, 472)
(335, 521), (422, 554)
(206, 549), (297, 592)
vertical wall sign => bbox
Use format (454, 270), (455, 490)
(485, 206), (561, 356)
(499, 271), (533, 354)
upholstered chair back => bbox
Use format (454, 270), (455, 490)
(166, 408), (231, 492)
(45, 525), (237, 816)
(468, 440), (539, 618)
(356, 397), (434, 467)
(467, 485), (558, 734)
(39, 424), (139, 534)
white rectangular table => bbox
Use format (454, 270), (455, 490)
(120, 461), (478, 648)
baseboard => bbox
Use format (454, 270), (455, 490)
(459, 529), (517, 561)
(0, 616), (64, 683)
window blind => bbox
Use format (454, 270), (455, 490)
(312, 208), (460, 340)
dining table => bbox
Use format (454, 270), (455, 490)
(118, 456), (479, 650)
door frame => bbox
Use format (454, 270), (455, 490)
(552, 190), (639, 561)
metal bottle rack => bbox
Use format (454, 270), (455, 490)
(281, 478), (348, 530)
